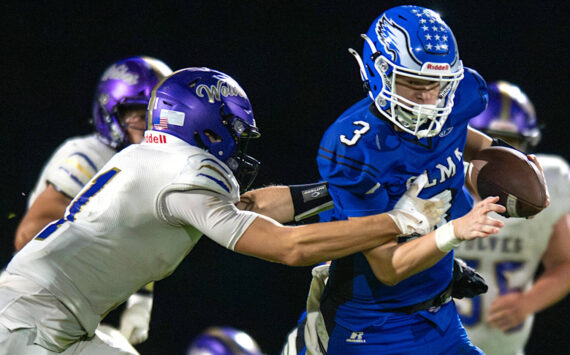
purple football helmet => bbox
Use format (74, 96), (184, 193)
(148, 67), (261, 191)
(93, 56), (172, 149)
(350, 5), (464, 138)
(186, 326), (263, 355)
(469, 81), (541, 152)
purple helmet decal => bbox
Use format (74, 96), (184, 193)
(148, 67), (261, 191)
(186, 326), (263, 355)
(92, 56), (172, 149)
(470, 81), (541, 150)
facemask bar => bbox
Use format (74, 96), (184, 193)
(225, 150), (260, 193)
(376, 58), (463, 138)
(221, 114), (261, 192)
(351, 33), (464, 138)
(95, 102), (127, 149)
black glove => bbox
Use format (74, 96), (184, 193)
(451, 258), (488, 299)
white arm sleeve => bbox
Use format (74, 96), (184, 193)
(164, 190), (258, 250)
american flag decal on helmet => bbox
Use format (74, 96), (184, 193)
(154, 116), (168, 130)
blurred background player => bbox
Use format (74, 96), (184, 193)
(455, 81), (570, 355)
(10, 56), (173, 346)
(186, 326), (263, 355)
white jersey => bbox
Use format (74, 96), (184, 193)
(27, 134), (116, 207)
(5, 131), (257, 341)
(455, 154), (570, 355)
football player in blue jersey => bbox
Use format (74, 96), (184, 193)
(310, 5), (545, 354)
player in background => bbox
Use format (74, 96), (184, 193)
(0, 67), (505, 354)
(311, 5), (547, 354)
(455, 81), (570, 355)
(185, 326), (263, 355)
(10, 56), (173, 346)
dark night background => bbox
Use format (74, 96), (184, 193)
(2, 1), (569, 354)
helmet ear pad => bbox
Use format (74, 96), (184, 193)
(202, 126), (238, 160)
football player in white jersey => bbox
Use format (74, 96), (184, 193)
(0, 67), (506, 354)
(14, 56), (172, 251)
(455, 81), (570, 355)
(11, 56), (173, 347)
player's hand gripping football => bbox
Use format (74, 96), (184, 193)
(527, 154), (550, 210)
(387, 173), (452, 235)
(120, 292), (153, 345)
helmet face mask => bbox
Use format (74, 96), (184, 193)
(148, 67), (261, 191)
(350, 5), (464, 138)
(469, 81), (541, 153)
(92, 56), (173, 149)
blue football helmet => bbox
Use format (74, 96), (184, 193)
(93, 56), (172, 149)
(469, 81), (541, 153)
(186, 326), (263, 355)
(350, 5), (464, 138)
(147, 67), (261, 191)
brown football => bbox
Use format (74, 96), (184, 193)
(468, 146), (547, 218)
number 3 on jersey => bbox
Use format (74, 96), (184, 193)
(340, 121), (370, 146)
(35, 168), (120, 241)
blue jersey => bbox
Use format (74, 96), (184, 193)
(316, 68), (488, 331)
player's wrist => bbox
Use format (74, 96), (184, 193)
(435, 221), (462, 252)
(289, 182), (333, 221)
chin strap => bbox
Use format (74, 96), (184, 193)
(349, 33), (376, 98)
(226, 152), (260, 193)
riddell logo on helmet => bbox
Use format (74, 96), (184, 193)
(426, 63), (450, 71)
(144, 133), (167, 144)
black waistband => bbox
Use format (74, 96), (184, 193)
(381, 280), (454, 314)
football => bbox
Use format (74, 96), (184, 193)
(468, 146), (547, 218)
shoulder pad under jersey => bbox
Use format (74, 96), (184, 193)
(449, 67), (488, 123)
(317, 105), (389, 196)
(165, 152), (240, 202)
(45, 137), (115, 198)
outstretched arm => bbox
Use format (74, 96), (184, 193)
(167, 177), (482, 267)
(363, 196), (505, 286)
(237, 185), (295, 223)
(236, 178), (460, 266)
(168, 182), (450, 267)
(235, 211), (400, 266)
(237, 182), (333, 223)
(14, 184), (72, 251)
